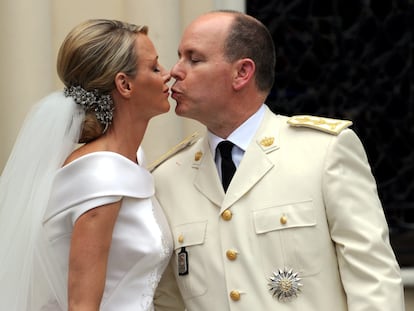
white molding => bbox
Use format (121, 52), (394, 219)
(401, 268), (414, 286)
(214, 0), (245, 12)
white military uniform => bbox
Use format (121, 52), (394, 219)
(153, 106), (404, 311)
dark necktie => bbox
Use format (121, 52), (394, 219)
(217, 141), (236, 192)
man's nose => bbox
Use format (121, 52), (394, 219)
(170, 61), (184, 80)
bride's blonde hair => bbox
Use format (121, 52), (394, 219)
(57, 19), (148, 142)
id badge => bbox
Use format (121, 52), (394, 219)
(178, 247), (189, 275)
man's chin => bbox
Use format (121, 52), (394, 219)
(174, 104), (187, 117)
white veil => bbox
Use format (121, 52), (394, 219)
(0, 92), (84, 310)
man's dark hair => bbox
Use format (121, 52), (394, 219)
(219, 10), (276, 94)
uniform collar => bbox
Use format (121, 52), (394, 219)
(208, 104), (266, 156)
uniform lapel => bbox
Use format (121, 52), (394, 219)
(222, 109), (281, 211)
(192, 108), (282, 212)
(193, 138), (225, 206)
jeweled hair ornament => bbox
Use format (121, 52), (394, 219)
(64, 85), (114, 133)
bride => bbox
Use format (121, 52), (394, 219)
(0, 19), (173, 310)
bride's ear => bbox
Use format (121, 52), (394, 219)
(114, 72), (131, 97)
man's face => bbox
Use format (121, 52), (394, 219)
(170, 14), (235, 125)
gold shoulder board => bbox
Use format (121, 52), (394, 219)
(147, 132), (200, 172)
(287, 115), (353, 135)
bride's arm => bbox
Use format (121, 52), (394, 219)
(68, 201), (121, 311)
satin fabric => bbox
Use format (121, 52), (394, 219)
(43, 151), (172, 310)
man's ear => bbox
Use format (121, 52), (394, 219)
(114, 72), (132, 97)
(232, 58), (255, 91)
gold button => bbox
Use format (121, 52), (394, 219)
(178, 234), (184, 243)
(221, 209), (232, 221)
(230, 290), (241, 301)
(280, 215), (287, 225)
(226, 249), (238, 261)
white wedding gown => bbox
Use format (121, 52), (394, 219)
(42, 151), (172, 310)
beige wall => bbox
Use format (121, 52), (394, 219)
(0, 0), (245, 172)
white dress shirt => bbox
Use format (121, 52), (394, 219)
(208, 104), (266, 179)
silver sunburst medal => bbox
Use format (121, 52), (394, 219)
(268, 268), (302, 302)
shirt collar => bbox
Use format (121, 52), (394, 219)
(208, 104), (266, 156)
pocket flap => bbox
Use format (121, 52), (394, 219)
(172, 221), (208, 249)
(253, 200), (315, 234)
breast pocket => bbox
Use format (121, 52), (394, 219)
(171, 221), (208, 299)
(253, 200), (322, 276)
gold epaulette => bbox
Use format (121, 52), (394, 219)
(287, 115), (353, 135)
(147, 132), (200, 172)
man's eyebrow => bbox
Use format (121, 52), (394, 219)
(177, 49), (201, 57)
